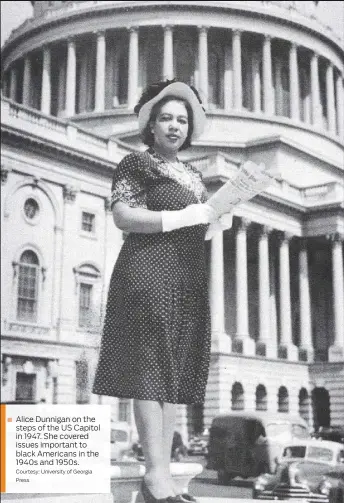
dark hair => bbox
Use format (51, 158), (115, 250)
(134, 78), (204, 151)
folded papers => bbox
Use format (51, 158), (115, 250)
(207, 160), (279, 217)
(204, 160), (279, 240)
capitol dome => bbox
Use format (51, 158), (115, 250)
(1, 1), (343, 435)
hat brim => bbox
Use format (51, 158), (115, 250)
(138, 82), (206, 141)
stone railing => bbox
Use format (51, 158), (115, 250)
(190, 153), (344, 209)
(1, 97), (119, 165)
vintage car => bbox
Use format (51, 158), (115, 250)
(319, 469), (344, 502)
(110, 421), (132, 461)
(253, 439), (344, 502)
(188, 431), (209, 456)
(207, 411), (310, 483)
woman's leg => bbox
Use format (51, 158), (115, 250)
(133, 399), (173, 498)
(162, 402), (179, 495)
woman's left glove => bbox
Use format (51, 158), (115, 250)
(205, 212), (233, 240)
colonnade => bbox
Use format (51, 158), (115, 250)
(4, 25), (344, 139)
(209, 218), (344, 362)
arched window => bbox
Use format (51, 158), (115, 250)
(256, 384), (268, 411)
(232, 382), (245, 410)
(16, 250), (40, 322)
(299, 388), (310, 424)
(278, 386), (289, 413)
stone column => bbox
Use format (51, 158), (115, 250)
(234, 219), (255, 355)
(252, 51), (262, 113)
(232, 30), (242, 110)
(198, 26), (208, 107)
(224, 43), (233, 110)
(263, 35), (274, 115)
(41, 46), (51, 114)
(95, 31), (106, 112)
(128, 27), (139, 109)
(163, 25), (174, 80)
(209, 232), (230, 353)
(329, 234), (344, 361)
(289, 42), (300, 121)
(9, 67), (18, 101)
(22, 55), (32, 106)
(335, 73), (344, 139)
(278, 232), (298, 361)
(310, 52), (321, 126)
(326, 62), (336, 134)
(257, 226), (273, 357)
(66, 38), (76, 116)
(299, 239), (314, 361)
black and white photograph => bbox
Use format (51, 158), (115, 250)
(1, 1), (344, 502)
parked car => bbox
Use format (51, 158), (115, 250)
(314, 426), (344, 445)
(188, 431), (209, 456)
(319, 470), (344, 503)
(132, 431), (188, 462)
(110, 421), (132, 460)
(207, 411), (310, 484)
(253, 439), (344, 501)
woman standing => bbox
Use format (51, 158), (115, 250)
(93, 79), (226, 503)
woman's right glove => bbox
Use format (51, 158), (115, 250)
(161, 204), (217, 232)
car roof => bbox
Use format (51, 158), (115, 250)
(284, 438), (344, 450)
(211, 411), (307, 424)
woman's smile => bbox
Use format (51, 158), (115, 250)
(151, 100), (189, 157)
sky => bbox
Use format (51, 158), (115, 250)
(1, 1), (344, 48)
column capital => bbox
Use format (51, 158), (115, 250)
(63, 184), (78, 203)
(162, 24), (174, 32)
(327, 232), (344, 243)
(259, 225), (273, 237)
(67, 37), (76, 45)
(263, 34), (272, 42)
(232, 29), (242, 37)
(311, 51), (319, 61)
(197, 25), (209, 33)
(237, 217), (251, 232)
(299, 237), (309, 250)
(94, 30), (106, 38)
(128, 26), (139, 33)
(278, 231), (294, 244)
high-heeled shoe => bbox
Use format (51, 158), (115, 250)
(141, 479), (170, 503)
(177, 494), (198, 503)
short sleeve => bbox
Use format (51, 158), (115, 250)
(110, 153), (147, 209)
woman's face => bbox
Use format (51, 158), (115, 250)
(150, 99), (189, 154)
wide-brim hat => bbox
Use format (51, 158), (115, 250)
(138, 81), (206, 140)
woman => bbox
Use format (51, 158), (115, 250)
(93, 79), (226, 503)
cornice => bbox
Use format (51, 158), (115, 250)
(1, 124), (116, 174)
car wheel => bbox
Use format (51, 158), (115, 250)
(217, 469), (233, 485)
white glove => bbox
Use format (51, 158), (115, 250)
(205, 212), (233, 240)
(161, 204), (217, 232)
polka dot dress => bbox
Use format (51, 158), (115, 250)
(92, 148), (211, 404)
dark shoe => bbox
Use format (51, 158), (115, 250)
(177, 494), (198, 503)
(141, 479), (169, 503)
